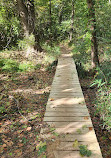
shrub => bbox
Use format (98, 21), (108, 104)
(1, 59), (19, 72)
(0, 59), (35, 73)
(19, 62), (35, 72)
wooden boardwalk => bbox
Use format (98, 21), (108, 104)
(42, 54), (103, 158)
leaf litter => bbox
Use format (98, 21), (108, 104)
(0, 52), (56, 158)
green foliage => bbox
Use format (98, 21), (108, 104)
(0, 59), (19, 72)
(19, 62), (35, 72)
(79, 144), (92, 157)
(0, 59), (35, 73)
(36, 141), (47, 156)
(0, 105), (6, 114)
(34, 64), (42, 70)
(43, 43), (61, 64)
(0, 0), (20, 50)
(72, 49), (91, 79)
(91, 64), (111, 130)
(18, 34), (35, 50)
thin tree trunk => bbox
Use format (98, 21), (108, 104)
(69, 0), (75, 41)
(87, 0), (99, 68)
(58, 6), (63, 25)
(49, 0), (52, 45)
(49, 0), (52, 33)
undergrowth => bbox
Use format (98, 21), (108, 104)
(0, 59), (36, 72)
(72, 42), (111, 130)
(43, 43), (61, 65)
(91, 65), (111, 130)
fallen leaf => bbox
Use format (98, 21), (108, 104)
(0, 128), (4, 133)
(89, 127), (93, 131)
(108, 136), (111, 140)
(0, 146), (4, 154)
(2, 139), (13, 147)
(50, 98), (54, 101)
(2, 144), (7, 148)
(14, 149), (22, 156)
(84, 116), (89, 120)
(4, 148), (7, 152)
(5, 120), (11, 125)
(17, 130), (24, 134)
(26, 127), (32, 131)
(18, 143), (24, 147)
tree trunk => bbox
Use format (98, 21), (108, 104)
(17, 0), (42, 56)
(27, 0), (35, 34)
(69, 0), (75, 41)
(17, 0), (29, 37)
(27, 0), (42, 52)
(87, 0), (99, 68)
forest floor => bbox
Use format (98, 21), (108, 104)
(0, 51), (56, 158)
(0, 47), (111, 158)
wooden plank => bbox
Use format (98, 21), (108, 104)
(49, 92), (84, 97)
(49, 89), (82, 92)
(41, 126), (93, 135)
(56, 141), (101, 151)
(59, 131), (97, 142)
(44, 111), (90, 117)
(46, 104), (87, 109)
(44, 121), (93, 128)
(46, 98), (85, 107)
(44, 116), (91, 122)
(48, 151), (102, 158)
(53, 127), (94, 134)
(46, 107), (89, 112)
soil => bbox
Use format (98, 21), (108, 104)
(80, 78), (111, 158)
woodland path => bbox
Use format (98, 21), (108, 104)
(42, 51), (103, 158)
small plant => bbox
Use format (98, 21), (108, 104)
(35, 64), (41, 70)
(1, 59), (19, 72)
(79, 144), (92, 157)
(73, 139), (92, 157)
(36, 141), (47, 156)
(19, 62), (35, 72)
(0, 105), (6, 114)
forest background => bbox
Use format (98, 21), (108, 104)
(0, 0), (111, 157)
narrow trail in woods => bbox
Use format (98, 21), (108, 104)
(41, 46), (103, 158)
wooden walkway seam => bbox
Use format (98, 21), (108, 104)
(41, 54), (103, 158)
